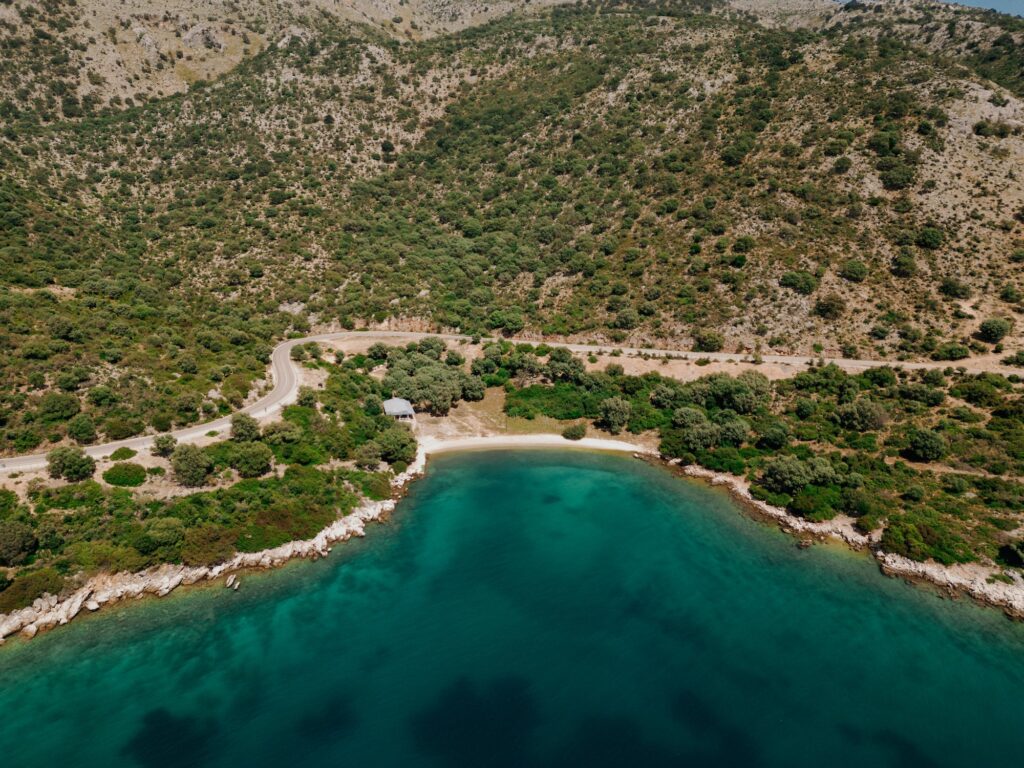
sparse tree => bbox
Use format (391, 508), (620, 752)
(171, 444), (213, 487)
(232, 442), (273, 478)
(906, 428), (946, 463)
(598, 397), (632, 435)
(47, 446), (95, 482)
(355, 441), (382, 470)
(978, 318), (1012, 344)
(230, 413), (261, 442)
(152, 434), (177, 457)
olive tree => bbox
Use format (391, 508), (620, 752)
(598, 397), (632, 435)
(978, 318), (1012, 344)
(152, 434), (177, 457)
(171, 444), (213, 487)
(230, 413), (261, 442)
(231, 442), (273, 478)
(47, 446), (96, 482)
(906, 428), (946, 462)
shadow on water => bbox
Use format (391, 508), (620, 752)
(121, 708), (220, 768)
(551, 715), (686, 768)
(409, 676), (541, 768)
(838, 725), (940, 768)
(669, 689), (762, 766)
(295, 692), (358, 743)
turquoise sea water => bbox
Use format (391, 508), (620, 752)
(2, 450), (1024, 767)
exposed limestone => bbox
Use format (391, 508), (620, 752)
(0, 498), (397, 643)
(183, 24), (225, 52)
(132, 25), (161, 65)
(877, 554), (1024, 618)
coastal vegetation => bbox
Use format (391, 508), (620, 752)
(2, 0), (1024, 626)
(491, 341), (1024, 567)
(9, 332), (1024, 617)
(0, 348), (420, 613)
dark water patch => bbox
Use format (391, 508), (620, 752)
(2, 451), (1024, 767)
(409, 677), (540, 768)
(295, 693), (358, 742)
(122, 708), (220, 768)
(552, 715), (685, 768)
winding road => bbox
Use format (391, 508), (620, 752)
(0, 330), (1014, 476)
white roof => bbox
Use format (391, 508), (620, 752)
(383, 397), (415, 416)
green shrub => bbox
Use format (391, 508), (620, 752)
(905, 428), (947, 462)
(47, 447), (96, 482)
(232, 442), (274, 478)
(152, 434), (177, 457)
(692, 329), (724, 353)
(838, 259), (867, 282)
(978, 318), (1012, 343)
(181, 523), (238, 566)
(0, 520), (37, 566)
(562, 423), (587, 440)
(813, 293), (845, 319)
(780, 271), (818, 295)
(171, 444), (213, 487)
(0, 569), (65, 613)
(102, 462), (147, 487)
(109, 447), (137, 461)
(931, 343), (969, 361)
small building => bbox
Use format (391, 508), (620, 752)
(383, 397), (415, 420)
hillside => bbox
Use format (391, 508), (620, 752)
(1, 0), (1024, 454)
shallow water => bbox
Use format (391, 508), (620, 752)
(2, 450), (1024, 767)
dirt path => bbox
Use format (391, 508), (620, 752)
(1, 329), (1015, 476)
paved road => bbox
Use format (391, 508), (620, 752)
(0, 330), (1013, 476)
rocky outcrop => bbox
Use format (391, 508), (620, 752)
(0, 498), (396, 644)
(183, 24), (224, 52)
(877, 553), (1024, 618)
(0, 441), (434, 645)
(679, 462), (1024, 618)
(132, 26), (161, 65)
(678, 463), (870, 548)
(277, 26), (312, 48)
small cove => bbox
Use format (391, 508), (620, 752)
(2, 449), (1024, 767)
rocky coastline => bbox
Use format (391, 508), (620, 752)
(6, 438), (1024, 645)
(0, 499), (398, 644)
(674, 462), (1024, 620)
(0, 451), (428, 646)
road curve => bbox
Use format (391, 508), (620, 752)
(0, 330), (1014, 476)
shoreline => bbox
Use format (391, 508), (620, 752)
(5, 433), (1024, 645)
(672, 464), (1024, 620)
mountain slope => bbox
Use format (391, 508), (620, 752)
(1, 0), (1023, 454)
